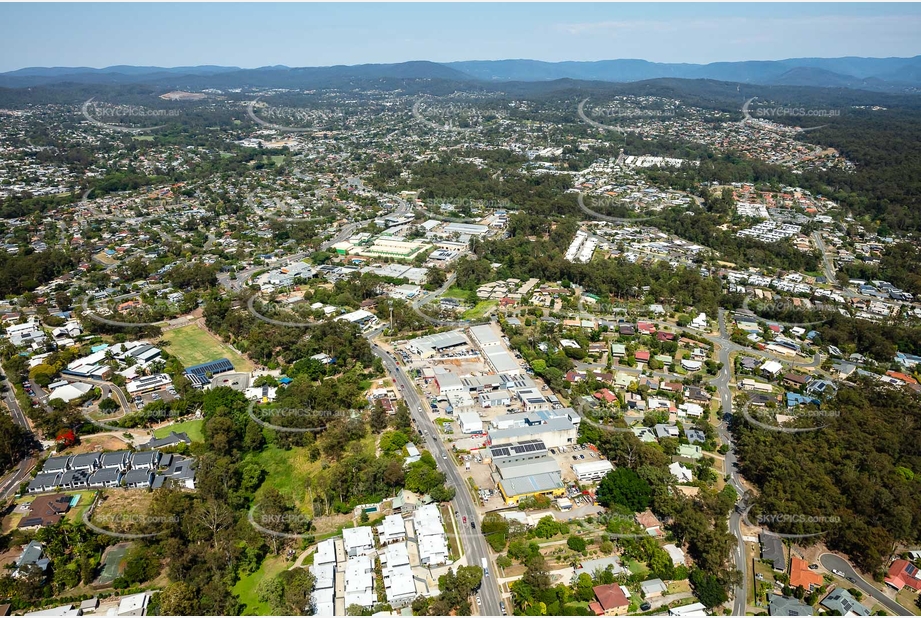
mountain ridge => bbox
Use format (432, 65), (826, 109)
(2, 56), (921, 93)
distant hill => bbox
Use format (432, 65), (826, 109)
(447, 57), (921, 93)
(1, 56), (920, 93)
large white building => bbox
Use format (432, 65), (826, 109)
(572, 460), (614, 482)
(342, 526), (374, 558)
(412, 503), (449, 566)
(344, 554), (375, 608)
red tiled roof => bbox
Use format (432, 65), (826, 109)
(886, 559), (921, 591)
(789, 556), (823, 590)
(593, 584), (628, 611)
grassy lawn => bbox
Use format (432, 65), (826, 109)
(154, 419), (204, 442)
(462, 300), (497, 320)
(233, 554), (289, 615)
(441, 287), (470, 300)
(132, 135), (154, 141)
(896, 589), (921, 615)
(161, 323), (254, 371)
(270, 155), (285, 166)
(250, 434), (377, 514)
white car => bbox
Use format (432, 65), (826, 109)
(832, 569), (845, 577)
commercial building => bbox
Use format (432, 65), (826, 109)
(125, 373), (173, 395)
(457, 411), (484, 434)
(572, 460), (614, 482)
(487, 410), (580, 450)
(497, 471), (566, 506)
(405, 330), (469, 359)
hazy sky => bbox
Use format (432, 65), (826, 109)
(1, 3), (920, 72)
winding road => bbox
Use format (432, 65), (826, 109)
(819, 553), (912, 616)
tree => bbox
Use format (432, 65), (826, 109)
(98, 396), (120, 413)
(370, 401), (388, 433)
(567, 535), (587, 553)
(155, 581), (201, 615)
(689, 569), (728, 609)
(596, 467), (652, 512)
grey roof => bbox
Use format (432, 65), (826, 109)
(42, 455), (71, 473)
(760, 533), (786, 572)
(89, 468), (122, 484)
(129, 450), (160, 468)
(28, 472), (61, 491)
(685, 429), (706, 444)
(17, 541), (46, 568)
(99, 451), (131, 467)
(640, 578), (668, 595)
(821, 589), (869, 616)
(495, 456), (561, 480)
(123, 469), (153, 485)
(768, 593), (814, 616)
(498, 471), (564, 498)
(59, 470), (89, 486)
(142, 432), (191, 449)
(69, 453), (100, 469)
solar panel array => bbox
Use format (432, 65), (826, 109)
(184, 357), (234, 377)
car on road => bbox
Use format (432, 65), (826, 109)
(500, 601), (506, 615)
(832, 569), (845, 577)
(471, 521), (476, 530)
(847, 576), (857, 584)
(442, 453), (447, 460)
(476, 596), (481, 607)
(463, 516), (467, 524)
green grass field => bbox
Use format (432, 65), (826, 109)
(161, 324), (254, 372)
(232, 554), (289, 615)
(462, 300), (497, 320)
(250, 434), (377, 515)
(441, 286), (470, 300)
(154, 419), (204, 442)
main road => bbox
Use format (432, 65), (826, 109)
(368, 334), (503, 616)
(711, 309), (749, 616)
(0, 373), (38, 501)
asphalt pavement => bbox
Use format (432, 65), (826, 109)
(819, 553), (912, 616)
(369, 339), (504, 616)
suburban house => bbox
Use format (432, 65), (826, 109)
(885, 559), (921, 591)
(768, 593), (814, 616)
(590, 583), (630, 616)
(789, 556), (823, 591)
(635, 510), (663, 537)
(760, 533), (786, 572)
(821, 588), (870, 616)
(18, 494), (71, 529)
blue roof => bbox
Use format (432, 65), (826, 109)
(786, 392), (820, 408)
(184, 357), (234, 377)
